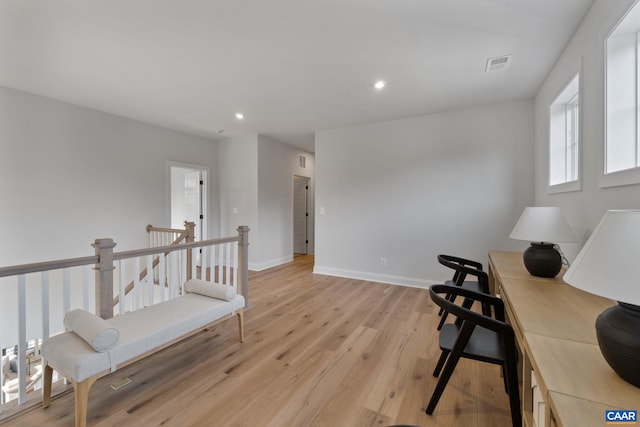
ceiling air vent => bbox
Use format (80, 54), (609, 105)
(485, 55), (512, 72)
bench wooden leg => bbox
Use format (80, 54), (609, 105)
(42, 364), (53, 408)
(236, 311), (244, 343)
(73, 376), (98, 427)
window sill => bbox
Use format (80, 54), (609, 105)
(600, 167), (640, 188)
(548, 180), (581, 194)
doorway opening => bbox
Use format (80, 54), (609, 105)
(293, 175), (310, 254)
(169, 163), (208, 242)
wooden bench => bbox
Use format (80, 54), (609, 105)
(41, 282), (244, 427)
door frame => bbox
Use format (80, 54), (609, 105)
(166, 161), (210, 241)
(292, 174), (312, 255)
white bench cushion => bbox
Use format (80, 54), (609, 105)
(64, 309), (120, 352)
(42, 293), (244, 383)
(185, 279), (236, 301)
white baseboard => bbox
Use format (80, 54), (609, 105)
(312, 265), (439, 289)
(249, 255), (294, 272)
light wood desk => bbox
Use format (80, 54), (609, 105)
(488, 251), (640, 427)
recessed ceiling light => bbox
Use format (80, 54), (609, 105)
(235, 112), (244, 120)
(373, 80), (386, 90)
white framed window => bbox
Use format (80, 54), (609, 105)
(604, 0), (640, 187)
(549, 73), (581, 193)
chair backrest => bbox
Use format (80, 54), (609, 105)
(437, 255), (489, 291)
(429, 284), (511, 336)
(438, 254), (483, 271)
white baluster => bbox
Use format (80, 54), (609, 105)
(201, 247), (208, 281)
(170, 251), (179, 298)
(41, 271), (50, 397)
(63, 269), (71, 315)
(83, 265), (90, 312)
(214, 245), (216, 282)
(42, 271), (50, 341)
(147, 255), (154, 306)
(119, 260), (126, 315)
(17, 275), (26, 404)
(167, 252), (173, 299)
(233, 244), (238, 289)
(218, 244), (224, 283)
(191, 248), (197, 280)
(159, 254), (166, 302)
(180, 249), (187, 293)
(134, 257), (141, 310)
(0, 334), (3, 408)
(225, 243), (231, 286)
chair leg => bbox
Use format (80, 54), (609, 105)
(461, 297), (474, 310)
(426, 323), (475, 415)
(437, 312), (449, 330)
(504, 358), (522, 427)
(438, 292), (456, 316)
(426, 349), (462, 414)
(501, 365), (508, 394)
(439, 293), (463, 330)
(433, 350), (449, 377)
(481, 301), (491, 317)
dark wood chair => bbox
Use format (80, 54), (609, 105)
(436, 254), (491, 330)
(425, 284), (521, 427)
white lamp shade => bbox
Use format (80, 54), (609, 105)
(564, 210), (640, 305)
(509, 207), (577, 243)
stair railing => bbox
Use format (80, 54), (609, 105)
(113, 222), (196, 308)
(0, 225), (249, 421)
(146, 221), (195, 247)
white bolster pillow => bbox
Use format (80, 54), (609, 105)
(64, 309), (120, 352)
(185, 279), (236, 301)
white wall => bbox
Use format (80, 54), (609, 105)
(314, 100), (534, 287)
(218, 134), (259, 250)
(0, 86), (220, 265)
(218, 133), (315, 270)
(534, 0), (640, 260)
(0, 86), (221, 344)
(255, 135), (315, 270)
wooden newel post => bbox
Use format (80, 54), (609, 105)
(184, 221), (196, 280)
(93, 238), (116, 319)
(236, 225), (250, 308)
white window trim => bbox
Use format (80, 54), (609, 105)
(548, 69), (582, 194)
(549, 179), (582, 194)
(600, 166), (640, 187)
(602, 1), (640, 188)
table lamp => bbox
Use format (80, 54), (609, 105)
(509, 207), (577, 277)
(563, 210), (640, 387)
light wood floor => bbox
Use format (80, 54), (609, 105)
(6, 255), (512, 426)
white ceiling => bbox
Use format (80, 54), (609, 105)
(0, 0), (595, 153)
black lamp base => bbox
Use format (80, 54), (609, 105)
(596, 302), (640, 388)
(522, 242), (562, 278)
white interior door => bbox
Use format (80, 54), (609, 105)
(183, 171), (202, 240)
(170, 165), (206, 242)
(293, 175), (310, 254)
